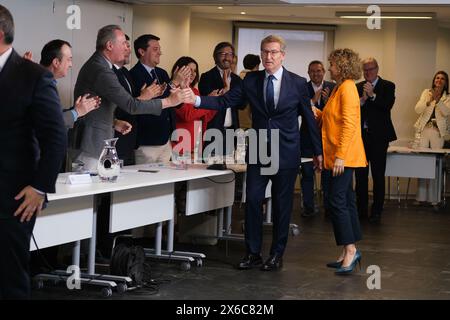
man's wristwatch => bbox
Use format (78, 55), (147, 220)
(370, 93), (376, 101)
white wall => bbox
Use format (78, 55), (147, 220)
(335, 24), (385, 75)
(394, 20), (437, 140)
(190, 16), (233, 78)
(2, 0), (132, 107)
(436, 26), (450, 74)
(132, 5), (191, 73)
(335, 19), (442, 143)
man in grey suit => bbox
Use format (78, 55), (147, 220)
(39, 39), (100, 129)
(74, 25), (189, 170)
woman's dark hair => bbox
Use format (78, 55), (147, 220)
(171, 56), (199, 87)
(243, 54), (261, 70)
(431, 71), (449, 94)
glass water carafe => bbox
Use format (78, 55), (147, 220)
(97, 138), (120, 182)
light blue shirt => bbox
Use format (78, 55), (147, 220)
(53, 79), (78, 122)
(371, 77), (379, 88)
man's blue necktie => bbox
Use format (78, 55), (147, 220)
(266, 74), (275, 114)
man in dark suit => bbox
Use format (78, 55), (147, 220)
(198, 42), (244, 155)
(130, 34), (189, 164)
(114, 34), (138, 166)
(355, 57), (396, 224)
(39, 39), (100, 130)
(300, 60), (335, 218)
(0, 4), (67, 299)
(189, 35), (322, 271)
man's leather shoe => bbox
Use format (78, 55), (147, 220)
(260, 254), (283, 271)
(237, 253), (263, 270)
(369, 213), (381, 224)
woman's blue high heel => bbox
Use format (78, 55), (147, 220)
(335, 250), (361, 275)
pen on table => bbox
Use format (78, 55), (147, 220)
(138, 169), (159, 173)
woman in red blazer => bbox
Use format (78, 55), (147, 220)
(171, 56), (216, 157)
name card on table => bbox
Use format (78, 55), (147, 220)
(66, 174), (92, 185)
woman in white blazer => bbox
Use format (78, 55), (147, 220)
(414, 71), (450, 205)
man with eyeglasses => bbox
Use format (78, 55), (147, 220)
(187, 35), (322, 271)
(198, 42), (244, 156)
(355, 57), (396, 224)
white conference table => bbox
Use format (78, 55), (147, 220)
(32, 164), (235, 293)
(386, 145), (450, 204)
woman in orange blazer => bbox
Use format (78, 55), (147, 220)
(314, 48), (367, 274)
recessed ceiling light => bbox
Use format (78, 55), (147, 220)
(241, 11), (246, 15)
(218, 7), (223, 10)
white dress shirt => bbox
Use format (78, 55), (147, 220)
(311, 81), (324, 106)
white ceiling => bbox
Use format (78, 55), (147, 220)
(112, 0), (450, 27)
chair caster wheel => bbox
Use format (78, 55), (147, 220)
(180, 262), (191, 271)
(117, 282), (128, 294)
(34, 279), (44, 290)
(101, 287), (113, 297)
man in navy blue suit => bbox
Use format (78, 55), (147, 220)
(300, 60), (335, 218)
(130, 34), (188, 164)
(188, 35), (322, 271)
(0, 4), (67, 298)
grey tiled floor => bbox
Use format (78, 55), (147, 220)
(31, 196), (450, 300)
